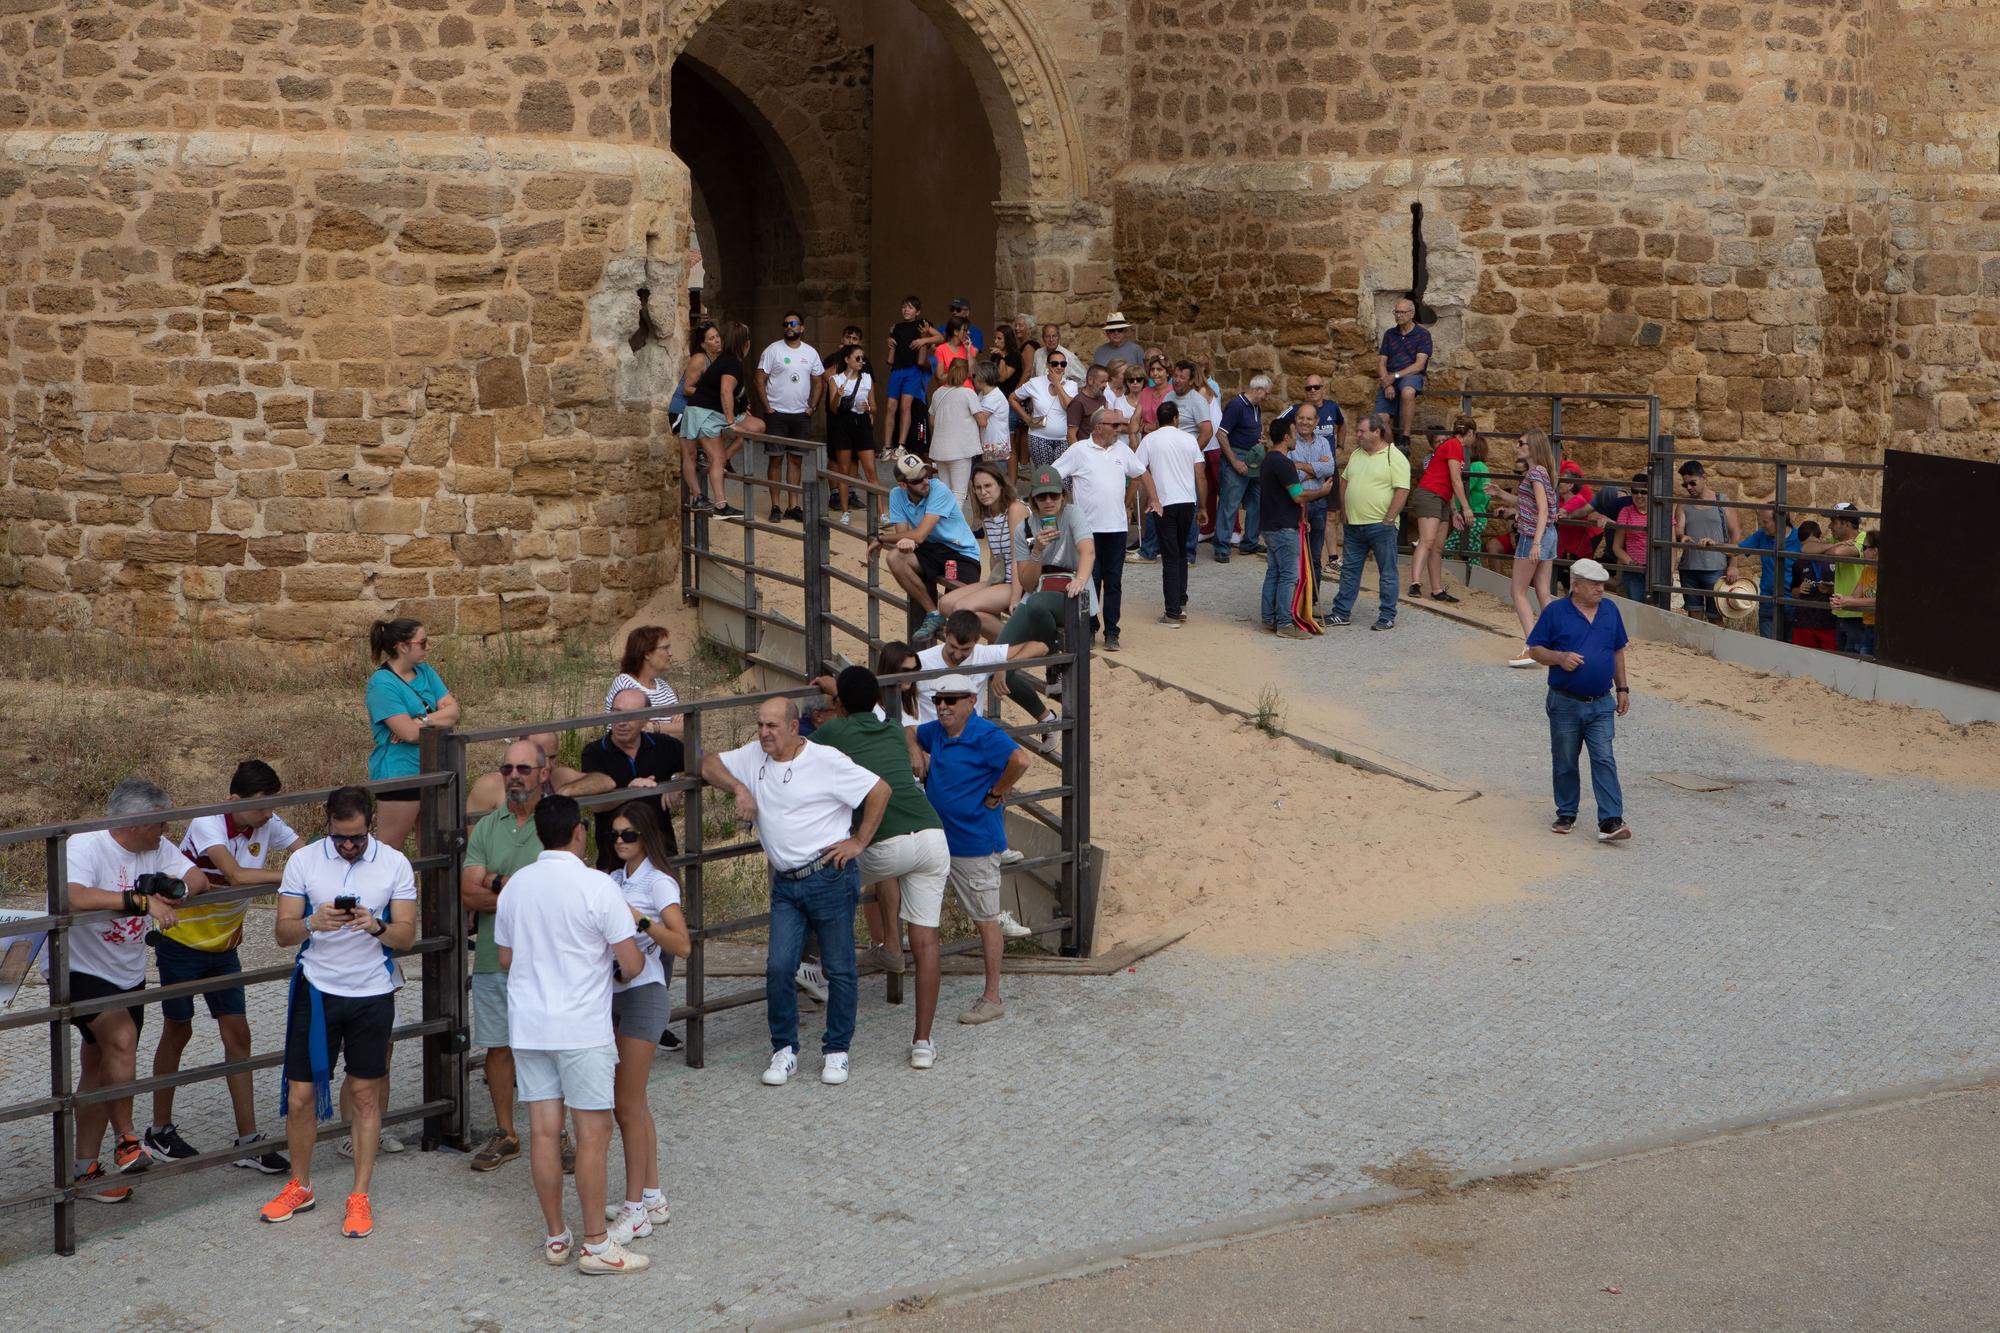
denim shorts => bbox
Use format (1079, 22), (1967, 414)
(515, 1044), (616, 1111)
(470, 970), (510, 1048)
(1376, 372), (1425, 407)
(154, 934), (246, 1022)
(1519, 526), (1558, 561)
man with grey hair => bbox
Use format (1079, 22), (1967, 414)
(50, 778), (208, 1202)
(1376, 298), (1432, 445)
(701, 697), (890, 1087)
(1053, 406), (1144, 650)
(1213, 374), (1272, 562)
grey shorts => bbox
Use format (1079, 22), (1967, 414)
(470, 970), (509, 1049)
(515, 1045), (616, 1111)
(945, 853), (1002, 923)
(611, 973), (673, 1042)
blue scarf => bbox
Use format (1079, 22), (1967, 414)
(278, 962), (334, 1122)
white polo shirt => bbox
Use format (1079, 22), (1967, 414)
(1052, 438), (1144, 534)
(758, 339), (824, 415)
(1136, 425), (1203, 508)
(494, 849), (637, 1048)
(55, 830), (195, 987)
(717, 739), (879, 872)
(915, 642), (1011, 724)
(279, 836), (416, 998)
(610, 858), (680, 993)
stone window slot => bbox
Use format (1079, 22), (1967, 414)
(1409, 202), (1436, 324)
(630, 285), (658, 353)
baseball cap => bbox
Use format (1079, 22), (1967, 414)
(1831, 501), (1859, 516)
(1028, 465), (1064, 498)
(929, 673), (979, 701)
(1570, 557), (1611, 583)
(949, 297), (970, 310)
(894, 452), (933, 483)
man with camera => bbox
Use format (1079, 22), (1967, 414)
(51, 778), (207, 1203)
(259, 786), (418, 1239)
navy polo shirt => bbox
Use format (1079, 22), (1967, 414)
(1526, 596), (1629, 698)
(915, 714), (1018, 857)
(1378, 324), (1432, 374)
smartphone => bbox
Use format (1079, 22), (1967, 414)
(333, 894), (359, 913)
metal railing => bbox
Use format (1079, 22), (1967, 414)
(0, 771), (465, 1256)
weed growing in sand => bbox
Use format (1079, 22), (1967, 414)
(1254, 685), (1286, 736)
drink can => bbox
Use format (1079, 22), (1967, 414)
(944, 559), (958, 583)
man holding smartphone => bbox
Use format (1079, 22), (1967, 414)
(260, 786), (418, 1240)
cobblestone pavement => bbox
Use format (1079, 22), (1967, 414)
(3, 560), (1996, 1330)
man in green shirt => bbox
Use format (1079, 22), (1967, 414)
(807, 667), (954, 1071)
(1803, 502), (1872, 655)
(459, 738), (549, 1171)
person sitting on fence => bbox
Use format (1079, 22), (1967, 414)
(468, 734), (591, 819)
(365, 617), (460, 854)
(912, 675), (1033, 1032)
(604, 625), (682, 739)
(604, 800), (690, 1244)
(146, 759), (298, 1176)
(700, 698), (890, 1089)
(990, 465), (1094, 730)
(51, 778), (205, 1204)
(260, 785), (417, 1239)
(572, 689), (687, 874)
(492, 795), (649, 1274)
(875, 452), (983, 647)
(462, 739), (570, 1175)
(937, 462), (1031, 640)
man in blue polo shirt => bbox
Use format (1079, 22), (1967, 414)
(1525, 558), (1632, 843)
(915, 675), (1030, 1033)
(1375, 299), (1432, 444)
(1735, 505), (1801, 640)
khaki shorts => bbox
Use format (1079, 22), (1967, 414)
(1408, 487), (1446, 520)
(943, 853), (1002, 924)
(862, 829), (953, 928)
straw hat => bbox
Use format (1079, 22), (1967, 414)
(1102, 311), (1131, 331)
(1717, 577), (1759, 620)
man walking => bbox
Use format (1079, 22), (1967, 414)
(1053, 407), (1144, 650)
(1525, 558), (1633, 843)
(701, 699), (890, 1087)
(1135, 399), (1205, 625)
(756, 311), (825, 522)
(492, 796), (648, 1273)
(915, 676), (1031, 1033)
(1329, 413), (1411, 630)
(1375, 299), (1431, 444)
(1137, 361), (1213, 566)
(1259, 415), (1336, 639)
(1213, 375), (1270, 561)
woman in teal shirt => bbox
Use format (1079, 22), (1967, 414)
(365, 617), (459, 850)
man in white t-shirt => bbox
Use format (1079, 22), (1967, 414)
(755, 311), (825, 523)
(1134, 401), (1207, 625)
(916, 610), (1044, 724)
(1053, 407), (1145, 649)
(144, 758), (299, 1174)
(52, 778), (206, 1203)
(260, 786), (417, 1240)
(493, 796), (647, 1275)
(701, 697), (889, 1088)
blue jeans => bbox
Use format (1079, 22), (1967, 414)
(1137, 507), (1200, 562)
(1620, 570), (1646, 604)
(1836, 618), (1874, 657)
(1331, 521), (1399, 625)
(1680, 565), (1723, 621)
(1213, 463), (1260, 553)
(1546, 689), (1622, 823)
(764, 860), (860, 1055)
(1260, 526), (1301, 628)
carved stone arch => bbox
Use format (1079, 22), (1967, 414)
(664, 0), (1086, 208)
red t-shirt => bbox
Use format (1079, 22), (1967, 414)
(1557, 492), (1596, 559)
(1417, 435), (1465, 499)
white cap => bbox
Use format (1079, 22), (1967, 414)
(1570, 557), (1611, 583)
(929, 674), (980, 700)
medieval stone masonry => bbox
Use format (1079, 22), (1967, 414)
(1, 0), (1991, 645)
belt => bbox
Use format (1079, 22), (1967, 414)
(774, 852), (836, 880)
(1550, 686), (1609, 703)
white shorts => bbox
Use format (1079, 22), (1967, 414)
(943, 853), (1002, 924)
(861, 829), (952, 928)
(514, 1044), (616, 1111)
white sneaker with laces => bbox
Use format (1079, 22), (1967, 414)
(909, 1040), (936, 1070)
(994, 909), (1033, 939)
(761, 1047), (798, 1086)
(606, 1199), (671, 1227)
(578, 1238), (650, 1275)
(821, 1052), (850, 1085)
(794, 960), (829, 1002)
(607, 1208), (653, 1244)
(998, 848), (1025, 866)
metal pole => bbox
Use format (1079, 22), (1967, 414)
(1772, 462), (1790, 644)
(865, 482), (882, 648)
(1647, 433), (1676, 609)
(681, 477), (696, 608)
(681, 710), (705, 1069)
(1068, 594), (1094, 957)
(741, 445), (759, 659)
(1058, 598), (1079, 957)
(801, 446), (828, 674)
(47, 833), (74, 1256)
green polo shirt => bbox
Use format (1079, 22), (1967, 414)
(465, 806), (543, 974)
(808, 714), (940, 842)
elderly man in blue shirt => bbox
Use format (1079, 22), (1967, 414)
(1375, 299), (1432, 444)
(1525, 558), (1633, 843)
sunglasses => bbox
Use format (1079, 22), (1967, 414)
(1305, 384), (1324, 391)
(784, 321), (801, 329)
(329, 832), (371, 847)
(614, 829), (642, 844)
(498, 763), (541, 776)
(934, 694), (974, 706)
(1048, 359), (1067, 367)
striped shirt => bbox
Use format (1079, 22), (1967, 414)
(605, 673), (678, 715)
(1515, 466), (1553, 541)
(983, 512), (1015, 585)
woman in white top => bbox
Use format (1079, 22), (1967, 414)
(604, 625), (682, 738)
(938, 464), (1031, 640)
(605, 799), (690, 1243)
(822, 342), (878, 520)
(974, 359), (1013, 474)
(926, 359), (985, 507)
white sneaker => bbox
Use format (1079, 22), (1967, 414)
(995, 909), (1033, 939)
(998, 848), (1025, 867)
(761, 1047), (797, 1086)
(821, 1052), (850, 1085)
(909, 1040), (936, 1070)
(606, 1199), (671, 1227)
(839, 511), (852, 526)
(336, 1132), (404, 1159)
(1507, 647), (1536, 668)
(794, 960), (829, 1002)
(578, 1238), (650, 1275)
(608, 1208), (653, 1244)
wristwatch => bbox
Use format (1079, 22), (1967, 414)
(368, 918), (387, 938)
(634, 915), (653, 933)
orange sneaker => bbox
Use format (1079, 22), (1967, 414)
(113, 1134), (150, 1174)
(76, 1163), (131, 1204)
(258, 1179), (315, 1223)
(341, 1193), (373, 1239)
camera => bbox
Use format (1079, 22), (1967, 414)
(135, 871), (186, 902)
(333, 894), (359, 913)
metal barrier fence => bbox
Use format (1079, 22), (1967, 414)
(0, 772), (466, 1256)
